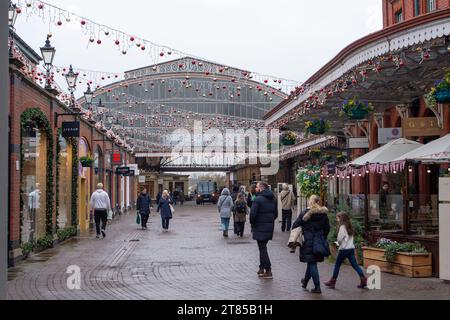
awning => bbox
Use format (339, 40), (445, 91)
(391, 134), (450, 164)
(280, 136), (338, 161)
(338, 138), (423, 176)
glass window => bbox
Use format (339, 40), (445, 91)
(21, 126), (48, 243)
(395, 9), (403, 23)
(57, 136), (73, 229)
(414, 0), (421, 16)
(427, 0), (436, 12)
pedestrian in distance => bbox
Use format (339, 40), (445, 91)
(90, 183), (112, 239)
(234, 193), (249, 238)
(292, 195), (330, 294)
(217, 188), (234, 238)
(324, 212), (367, 289)
(136, 188), (152, 230)
(231, 186), (240, 235)
(247, 184), (257, 208)
(250, 182), (277, 280)
(280, 184), (296, 233)
(157, 190), (174, 233)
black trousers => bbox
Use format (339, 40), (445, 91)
(282, 209), (293, 232)
(140, 214), (149, 228)
(94, 209), (108, 235)
(162, 218), (170, 230)
(257, 240), (271, 270)
(235, 222), (245, 236)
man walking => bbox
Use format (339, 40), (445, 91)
(137, 188), (152, 230)
(280, 184), (296, 232)
(250, 182), (277, 279)
(90, 183), (112, 239)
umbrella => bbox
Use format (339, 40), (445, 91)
(391, 134), (450, 164)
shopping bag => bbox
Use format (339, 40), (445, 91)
(107, 210), (113, 221)
(136, 213), (141, 225)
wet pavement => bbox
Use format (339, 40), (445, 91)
(7, 203), (450, 300)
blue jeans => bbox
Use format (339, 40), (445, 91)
(333, 249), (365, 279)
(221, 218), (230, 231)
(304, 262), (320, 288)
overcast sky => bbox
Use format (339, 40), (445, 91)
(15, 0), (382, 85)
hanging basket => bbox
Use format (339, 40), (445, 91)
(305, 119), (331, 135)
(347, 107), (368, 120)
(435, 88), (450, 104)
(79, 157), (94, 168)
(281, 132), (297, 146)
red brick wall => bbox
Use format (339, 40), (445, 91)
(383, 0), (450, 28)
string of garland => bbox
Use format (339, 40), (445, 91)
(20, 108), (54, 238)
(55, 129), (61, 232)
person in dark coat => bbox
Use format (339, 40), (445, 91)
(247, 184), (257, 208)
(157, 190), (174, 233)
(250, 182), (277, 280)
(292, 195), (330, 294)
(136, 188), (152, 230)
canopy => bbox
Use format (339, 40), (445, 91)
(391, 134), (450, 164)
(349, 138), (423, 167)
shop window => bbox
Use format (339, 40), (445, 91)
(57, 135), (73, 229)
(21, 127), (48, 242)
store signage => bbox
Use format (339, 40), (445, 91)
(378, 128), (402, 144)
(403, 118), (441, 137)
(61, 122), (80, 138)
(111, 153), (122, 165)
(348, 137), (369, 149)
(116, 167), (131, 175)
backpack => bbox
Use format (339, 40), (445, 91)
(235, 201), (247, 213)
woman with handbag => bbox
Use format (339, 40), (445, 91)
(157, 190), (174, 233)
(217, 188), (234, 238)
(136, 188), (152, 230)
(292, 195), (330, 294)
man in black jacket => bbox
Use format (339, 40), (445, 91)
(137, 188), (152, 230)
(250, 182), (277, 280)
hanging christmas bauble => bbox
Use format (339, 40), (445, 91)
(97, 39), (102, 45)
(81, 20), (86, 25)
(115, 40), (120, 45)
(57, 20), (62, 26)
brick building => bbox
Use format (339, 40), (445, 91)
(383, 0), (450, 27)
(8, 33), (137, 266)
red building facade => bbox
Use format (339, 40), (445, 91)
(383, 0), (450, 27)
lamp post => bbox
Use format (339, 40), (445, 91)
(84, 83), (94, 111)
(40, 36), (56, 91)
(65, 65), (78, 110)
(8, 1), (18, 59)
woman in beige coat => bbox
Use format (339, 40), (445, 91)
(280, 184), (296, 232)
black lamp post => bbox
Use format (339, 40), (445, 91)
(65, 65), (78, 110)
(40, 36), (56, 90)
(84, 84), (94, 110)
(8, 1), (18, 59)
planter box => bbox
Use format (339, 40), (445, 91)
(362, 247), (432, 278)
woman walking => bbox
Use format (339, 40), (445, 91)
(157, 190), (174, 233)
(292, 195), (330, 294)
(280, 184), (296, 232)
(136, 188), (152, 230)
(234, 193), (249, 238)
(218, 188), (234, 238)
(324, 212), (367, 289)
(247, 184), (257, 208)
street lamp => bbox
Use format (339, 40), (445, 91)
(8, 2), (18, 28)
(40, 36), (56, 90)
(84, 84), (94, 107)
(65, 65), (78, 109)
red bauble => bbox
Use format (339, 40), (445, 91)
(57, 21), (62, 26)
(141, 46), (146, 51)
(160, 52), (164, 57)
(81, 20), (86, 25)
(115, 40), (120, 45)
(38, 4), (44, 10)
(130, 36), (135, 42)
(264, 80), (268, 84)
(97, 40), (102, 45)
(16, 8), (22, 14)
(178, 64), (184, 68)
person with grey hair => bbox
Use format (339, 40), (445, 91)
(280, 183), (296, 233)
(90, 183), (112, 239)
(218, 188), (234, 238)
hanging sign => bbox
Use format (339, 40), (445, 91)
(116, 167), (131, 175)
(404, 118), (441, 137)
(62, 122), (80, 138)
(348, 138), (369, 149)
(111, 153), (123, 165)
(378, 128), (402, 144)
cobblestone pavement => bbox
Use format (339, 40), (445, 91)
(7, 203), (450, 300)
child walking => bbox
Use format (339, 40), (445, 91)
(325, 212), (367, 289)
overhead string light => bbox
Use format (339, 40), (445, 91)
(13, 0), (302, 94)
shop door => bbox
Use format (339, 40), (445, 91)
(79, 178), (88, 231)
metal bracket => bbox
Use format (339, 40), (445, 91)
(427, 103), (444, 129)
(373, 113), (385, 129)
(396, 104), (410, 120)
(357, 120), (370, 139)
(343, 123), (356, 138)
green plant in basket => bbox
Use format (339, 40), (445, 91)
(297, 165), (322, 198)
(426, 72), (450, 107)
(374, 238), (428, 263)
(341, 97), (374, 120)
(305, 119), (331, 135)
(280, 131), (297, 146)
(79, 155), (94, 168)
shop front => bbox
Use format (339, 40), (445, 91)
(57, 135), (73, 229)
(78, 138), (91, 232)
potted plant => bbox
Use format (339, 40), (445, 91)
(336, 153), (347, 164)
(280, 131), (297, 146)
(362, 238), (432, 278)
(79, 155), (94, 168)
(341, 97), (374, 120)
(309, 148), (322, 158)
(297, 165), (323, 199)
(305, 119), (331, 135)
(426, 72), (450, 107)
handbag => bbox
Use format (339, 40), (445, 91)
(169, 204), (175, 215)
(107, 209), (113, 221)
(136, 212), (141, 225)
(312, 232), (331, 257)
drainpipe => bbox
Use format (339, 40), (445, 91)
(1, 0), (10, 300)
